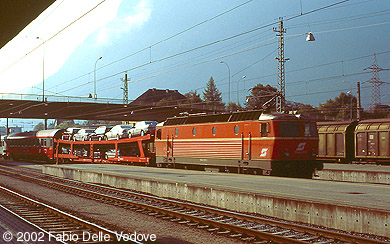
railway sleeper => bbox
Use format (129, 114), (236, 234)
(170, 218), (182, 222)
(256, 226), (278, 232)
(312, 239), (334, 244)
(272, 229), (291, 235)
(42, 226), (78, 231)
(298, 235), (323, 241)
(253, 239), (269, 244)
(216, 229), (230, 234)
(241, 236), (256, 241)
(207, 227), (219, 232)
(186, 222), (198, 226)
(234, 222), (249, 227)
(197, 225), (209, 229)
(178, 220), (190, 224)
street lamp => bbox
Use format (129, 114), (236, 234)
(236, 75), (246, 105)
(342, 91), (353, 120)
(94, 56), (103, 100)
(36, 37), (45, 102)
(220, 61), (231, 105)
(306, 32), (315, 41)
(347, 91), (353, 120)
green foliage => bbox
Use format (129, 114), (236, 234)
(56, 120), (77, 129)
(185, 90), (203, 104)
(156, 97), (179, 106)
(226, 102), (243, 112)
(33, 122), (44, 131)
(319, 92), (357, 120)
(202, 77), (223, 106)
(245, 83), (277, 111)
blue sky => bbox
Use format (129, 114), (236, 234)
(1, 0), (390, 130)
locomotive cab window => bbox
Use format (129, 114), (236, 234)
(279, 122), (300, 137)
(304, 122), (318, 137)
(192, 127), (196, 136)
(175, 128), (179, 137)
(261, 123), (269, 137)
(156, 129), (162, 140)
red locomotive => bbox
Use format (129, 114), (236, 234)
(155, 110), (322, 178)
(5, 129), (64, 162)
(4, 111), (323, 178)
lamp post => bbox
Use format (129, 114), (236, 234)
(273, 17), (315, 113)
(36, 37), (45, 102)
(236, 75), (246, 105)
(220, 61), (231, 106)
(347, 91), (353, 120)
(94, 56), (103, 100)
(342, 91), (353, 120)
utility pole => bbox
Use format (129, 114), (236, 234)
(357, 82), (362, 121)
(274, 17), (289, 113)
(121, 73), (130, 105)
(364, 53), (389, 109)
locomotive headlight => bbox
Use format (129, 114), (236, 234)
(283, 148), (289, 157)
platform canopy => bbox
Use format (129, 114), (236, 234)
(0, 0), (55, 49)
(0, 89), (224, 122)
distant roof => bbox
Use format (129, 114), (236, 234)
(131, 88), (186, 106)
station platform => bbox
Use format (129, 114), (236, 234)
(316, 163), (390, 184)
(39, 163), (390, 237)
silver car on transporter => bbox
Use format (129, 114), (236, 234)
(104, 124), (133, 140)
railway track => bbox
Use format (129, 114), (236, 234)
(0, 184), (141, 244)
(0, 164), (389, 244)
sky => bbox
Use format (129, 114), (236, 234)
(0, 0), (389, 130)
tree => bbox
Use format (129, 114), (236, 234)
(156, 97), (178, 106)
(319, 92), (357, 120)
(245, 83), (277, 111)
(203, 77), (224, 107)
(293, 103), (319, 115)
(33, 122), (44, 131)
(185, 90), (203, 104)
(226, 102), (243, 112)
(56, 120), (77, 129)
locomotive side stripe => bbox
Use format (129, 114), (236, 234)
(169, 140), (242, 158)
(160, 137), (317, 142)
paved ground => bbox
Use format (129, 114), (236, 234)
(37, 163), (390, 211)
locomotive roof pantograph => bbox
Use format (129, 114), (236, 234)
(164, 110), (313, 126)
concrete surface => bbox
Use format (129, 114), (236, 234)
(39, 163), (390, 237)
(317, 163), (390, 184)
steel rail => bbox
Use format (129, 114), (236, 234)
(0, 184), (142, 244)
(0, 203), (66, 244)
(0, 165), (388, 244)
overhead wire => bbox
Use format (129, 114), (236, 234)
(14, 0), (389, 111)
(56, 0), (355, 96)
(48, 0), (353, 97)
